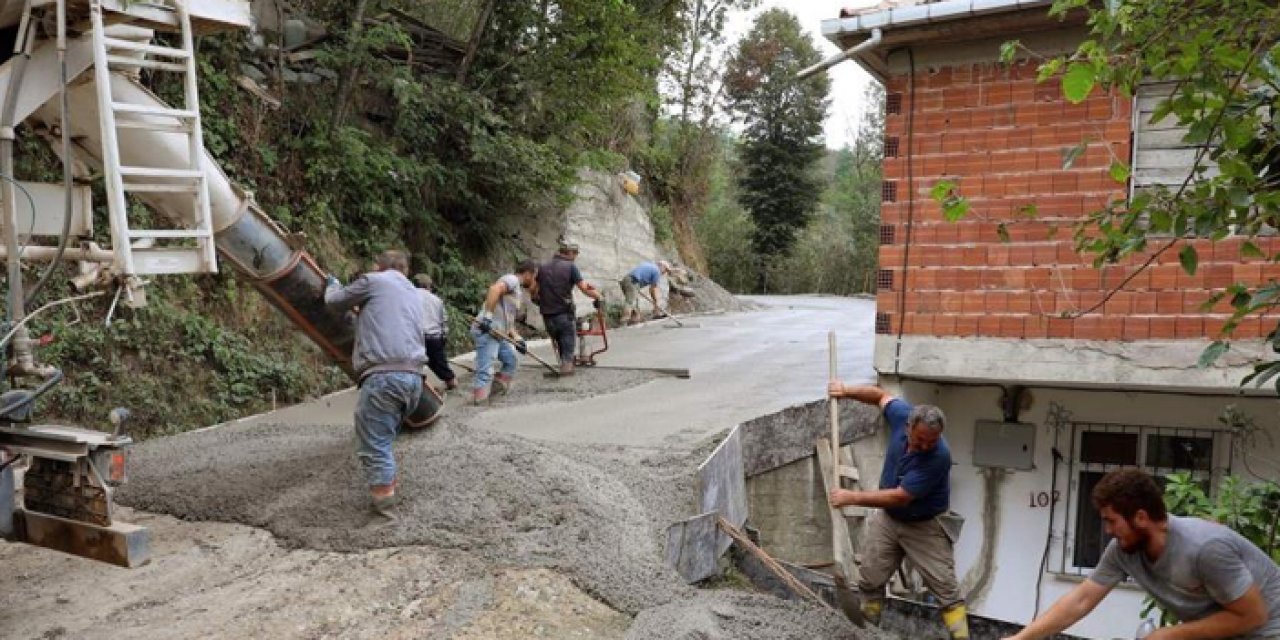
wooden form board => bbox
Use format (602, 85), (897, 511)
(817, 437), (860, 584)
(696, 425), (746, 556)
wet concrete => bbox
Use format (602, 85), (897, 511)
(469, 295), (877, 449)
(18, 296), (879, 639)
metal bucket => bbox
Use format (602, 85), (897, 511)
(403, 382), (444, 431)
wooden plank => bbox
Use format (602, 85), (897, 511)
(717, 516), (832, 609)
(16, 510), (151, 568)
(664, 511), (721, 583)
(1134, 166), (1219, 187)
(816, 437), (860, 583)
(1136, 148), (1205, 171)
(696, 426), (746, 555)
(1135, 128), (1198, 150)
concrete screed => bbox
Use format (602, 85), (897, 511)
(0, 296), (886, 640)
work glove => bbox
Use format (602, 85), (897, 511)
(325, 274), (341, 289)
(514, 338), (528, 355)
(593, 298), (605, 311)
(477, 316), (493, 334)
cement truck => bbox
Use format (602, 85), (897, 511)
(0, 0), (444, 567)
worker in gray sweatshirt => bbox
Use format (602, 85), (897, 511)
(324, 249), (426, 519)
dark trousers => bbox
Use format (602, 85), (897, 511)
(424, 335), (455, 382)
(542, 313), (577, 363)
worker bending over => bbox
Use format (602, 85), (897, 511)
(1006, 468), (1280, 640)
(827, 381), (970, 639)
(471, 260), (537, 404)
(620, 259), (671, 325)
(324, 250), (425, 519)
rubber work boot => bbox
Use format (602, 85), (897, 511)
(472, 386), (490, 405)
(493, 373), (513, 395)
(941, 602), (970, 639)
(860, 594), (884, 626)
(371, 493), (401, 520)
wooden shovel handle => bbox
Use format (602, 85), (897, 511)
(828, 331), (839, 490)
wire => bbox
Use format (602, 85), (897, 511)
(0, 172), (40, 259)
(1034, 445), (1064, 619)
(0, 289), (106, 352)
(0, 367), (62, 420)
(23, 17), (77, 307)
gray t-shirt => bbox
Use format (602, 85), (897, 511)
(1090, 516), (1280, 638)
(476, 273), (523, 331)
(418, 289), (447, 338)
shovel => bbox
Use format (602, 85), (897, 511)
(827, 331), (866, 625)
(473, 318), (560, 377)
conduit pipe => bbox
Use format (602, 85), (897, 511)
(797, 28), (881, 81)
(31, 75), (358, 369)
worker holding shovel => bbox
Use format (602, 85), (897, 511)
(620, 260), (672, 325)
(826, 382), (970, 639)
(470, 260), (538, 404)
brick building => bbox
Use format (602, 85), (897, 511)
(818, 1), (1280, 638)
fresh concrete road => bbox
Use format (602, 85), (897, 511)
(468, 295), (876, 448)
(209, 295), (876, 449)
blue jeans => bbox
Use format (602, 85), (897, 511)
(542, 313), (577, 364)
(354, 371), (422, 487)
(471, 327), (517, 390)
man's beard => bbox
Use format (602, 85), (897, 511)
(1117, 526), (1150, 553)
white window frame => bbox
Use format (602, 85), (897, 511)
(1057, 421), (1232, 576)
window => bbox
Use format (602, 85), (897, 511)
(882, 181), (898, 203)
(875, 312), (892, 335)
(877, 269), (895, 291)
(1062, 422), (1227, 573)
(879, 224), (897, 245)
(885, 136), (901, 158)
(886, 93), (903, 115)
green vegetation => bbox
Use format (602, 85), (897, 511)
(725, 9), (830, 292)
(6, 2), (883, 436)
(1149, 468), (1280, 626)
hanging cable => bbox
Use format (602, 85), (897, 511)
(1034, 444), (1064, 619)
(25, 0), (77, 306)
(0, 289), (106, 352)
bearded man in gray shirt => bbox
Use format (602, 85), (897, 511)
(1007, 468), (1280, 639)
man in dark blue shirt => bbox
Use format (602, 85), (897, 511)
(827, 381), (968, 639)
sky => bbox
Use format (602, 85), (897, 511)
(725, 2), (878, 149)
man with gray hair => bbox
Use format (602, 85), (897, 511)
(324, 249), (425, 519)
(826, 382), (969, 639)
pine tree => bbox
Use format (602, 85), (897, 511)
(724, 8), (830, 292)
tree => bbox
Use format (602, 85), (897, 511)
(724, 8), (830, 292)
(646, 0), (758, 273)
(768, 83), (885, 295)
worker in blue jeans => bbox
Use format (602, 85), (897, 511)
(324, 250), (426, 519)
(471, 260), (538, 404)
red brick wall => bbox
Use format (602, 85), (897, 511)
(876, 61), (1280, 341)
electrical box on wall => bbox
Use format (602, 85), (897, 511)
(973, 420), (1035, 470)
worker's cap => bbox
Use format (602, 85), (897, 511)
(413, 273), (434, 289)
(558, 239), (580, 252)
